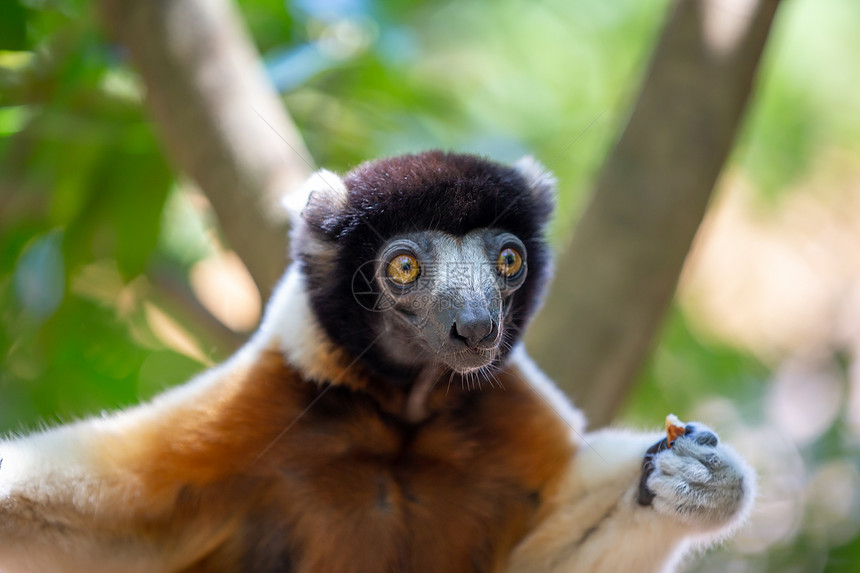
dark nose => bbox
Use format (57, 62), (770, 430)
(450, 308), (498, 348)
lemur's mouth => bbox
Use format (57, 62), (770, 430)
(439, 343), (499, 374)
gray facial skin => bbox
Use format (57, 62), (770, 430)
(370, 229), (527, 375)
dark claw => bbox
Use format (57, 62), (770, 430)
(637, 438), (670, 506)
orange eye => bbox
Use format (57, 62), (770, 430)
(387, 254), (420, 285)
(497, 247), (523, 278)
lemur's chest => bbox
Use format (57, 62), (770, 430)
(232, 376), (575, 573)
(164, 354), (574, 572)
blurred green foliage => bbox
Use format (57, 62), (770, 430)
(1, 0), (860, 571)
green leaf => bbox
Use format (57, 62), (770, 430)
(0, 1), (28, 51)
(107, 148), (174, 279)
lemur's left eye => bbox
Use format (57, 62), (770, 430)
(387, 254), (420, 285)
(497, 247), (523, 278)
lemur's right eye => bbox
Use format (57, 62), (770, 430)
(387, 254), (420, 286)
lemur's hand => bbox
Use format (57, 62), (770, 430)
(638, 424), (753, 531)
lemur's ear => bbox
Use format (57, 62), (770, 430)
(282, 169), (349, 231)
(513, 156), (557, 208)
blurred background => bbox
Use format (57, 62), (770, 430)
(1, 0), (859, 571)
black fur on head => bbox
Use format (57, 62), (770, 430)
(291, 150), (556, 384)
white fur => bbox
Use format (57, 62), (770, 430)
(252, 264), (337, 381)
(513, 155), (557, 200)
(281, 168), (347, 223)
(285, 168), (348, 279)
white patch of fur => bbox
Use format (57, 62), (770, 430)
(0, 422), (99, 502)
(281, 168), (347, 223)
(250, 264), (335, 382)
(571, 428), (662, 492)
(286, 169), (347, 279)
(512, 155), (557, 202)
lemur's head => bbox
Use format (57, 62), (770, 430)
(290, 151), (555, 385)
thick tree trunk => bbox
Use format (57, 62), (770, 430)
(526, 0), (782, 427)
(97, 0), (313, 301)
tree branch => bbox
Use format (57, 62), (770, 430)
(97, 0), (312, 301)
(526, 0), (782, 427)
(149, 263), (247, 355)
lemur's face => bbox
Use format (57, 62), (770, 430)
(372, 229), (527, 374)
(293, 151), (555, 384)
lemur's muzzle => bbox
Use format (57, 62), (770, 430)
(450, 306), (498, 349)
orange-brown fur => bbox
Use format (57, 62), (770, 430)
(96, 348), (574, 572)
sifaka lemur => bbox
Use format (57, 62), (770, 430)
(0, 151), (754, 572)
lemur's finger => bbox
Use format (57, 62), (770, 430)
(683, 424), (719, 447)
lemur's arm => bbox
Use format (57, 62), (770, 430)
(0, 422), (164, 572)
(0, 351), (266, 573)
(506, 424), (755, 572)
(0, 418), (167, 572)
